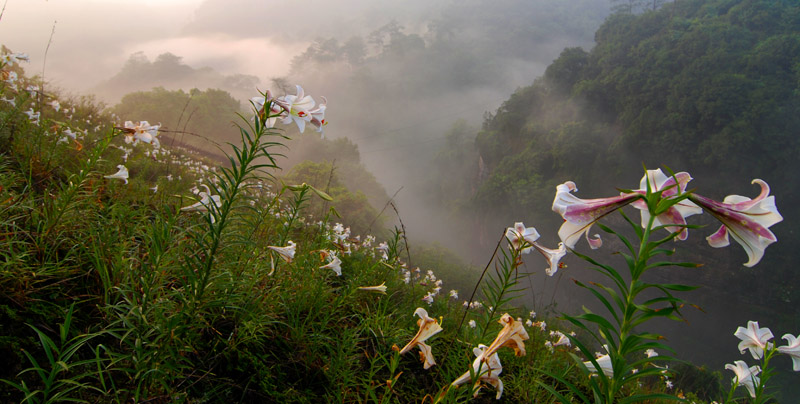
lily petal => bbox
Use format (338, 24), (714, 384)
(689, 179), (782, 267)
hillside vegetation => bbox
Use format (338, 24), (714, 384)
(432, 0), (800, 316)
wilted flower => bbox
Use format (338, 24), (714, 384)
(451, 344), (504, 399)
(397, 308), (443, 369)
(358, 282), (387, 294)
(104, 165), (129, 184)
(689, 179), (782, 267)
(725, 360), (760, 398)
(734, 321), (774, 360)
(777, 334), (800, 371)
(552, 180), (639, 249)
(632, 169), (702, 240)
(483, 313), (530, 358)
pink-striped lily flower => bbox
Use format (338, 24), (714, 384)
(505, 222), (540, 254)
(531, 241), (568, 276)
(276, 85), (316, 133)
(734, 321), (774, 360)
(725, 360), (760, 398)
(632, 169), (702, 240)
(104, 164), (129, 184)
(451, 344), (504, 399)
(688, 179), (782, 267)
(777, 334), (800, 371)
(398, 308), (443, 369)
(552, 181), (639, 249)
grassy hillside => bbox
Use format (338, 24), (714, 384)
(0, 45), (784, 403)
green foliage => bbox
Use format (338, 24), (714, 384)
(453, 0), (800, 321)
(95, 52), (259, 103)
(112, 86), (242, 152)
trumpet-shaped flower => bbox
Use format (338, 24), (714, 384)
(181, 185), (222, 221)
(551, 331), (571, 347)
(725, 360), (760, 398)
(483, 313), (530, 358)
(267, 240), (297, 263)
(308, 96), (327, 133)
(584, 354), (613, 377)
(632, 169), (702, 240)
(505, 222), (540, 254)
(104, 165), (129, 184)
(358, 283), (387, 294)
(552, 181), (639, 249)
(688, 179), (782, 267)
(398, 308), (443, 369)
(734, 321), (774, 360)
(277, 85), (316, 133)
(251, 90), (283, 128)
(531, 241), (568, 276)
(320, 254), (342, 276)
(451, 344), (504, 399)
(777, 334), (800, 371)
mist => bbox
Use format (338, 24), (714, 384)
(10, 0), (778, 386)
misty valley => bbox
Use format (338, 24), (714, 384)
(1, 0), (799, 402)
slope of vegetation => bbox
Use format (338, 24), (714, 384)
(1, 54), (701, 403)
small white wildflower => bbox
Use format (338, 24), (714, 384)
(468, 320), (476, 328)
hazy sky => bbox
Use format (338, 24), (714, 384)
(0, 0), (445, 94)
(0, 0), (291, 92)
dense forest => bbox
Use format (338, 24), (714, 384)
(428, 0), (800, 321)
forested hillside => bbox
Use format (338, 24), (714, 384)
(434, 0), (800, 318)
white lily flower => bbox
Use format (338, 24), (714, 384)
(358, 282), (387, 294)
(320, 254), (342, 276)
(276, 85), (316, 133)
(505, 222), (540, 254)
(777, 334), (800, 371)
(725, 360), (760, 398)
(734, 321), (774, 360)
(451, 344), (504, 399)
(267, 240), (297, 263)
(104, 165), (129, 184)
(584, 354), (614, 377)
